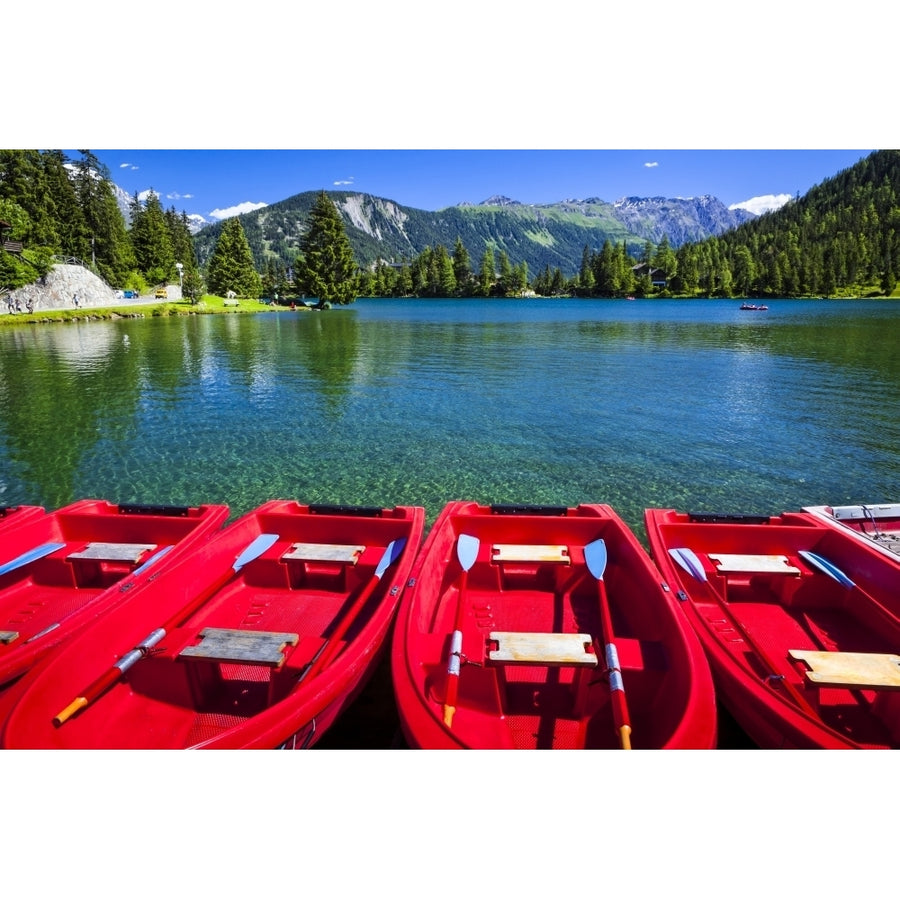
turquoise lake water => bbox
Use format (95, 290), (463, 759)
(1, 297), (899, 545)
(3, 296), (899, 747)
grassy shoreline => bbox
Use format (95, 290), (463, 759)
(0, 296), (307, 327)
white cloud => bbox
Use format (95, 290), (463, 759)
(166, 191), (194, 201)
(138, 189), (156, 202)
(644, 161), (658, 168)
(334, 177), (354, 186)
(119, 162), (138, 170)
(208, 201), (268, 221)
(729, 193), (792, 215)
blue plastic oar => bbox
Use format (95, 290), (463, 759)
(53, 532), (279, 726)
(798, 550), (856, 589)
(0, 542), (65, 578)
(668, 547), (708, 582)
(443, 534), (479, 727)
(585, 538), (632, 749)
(132, 544), (173, 576)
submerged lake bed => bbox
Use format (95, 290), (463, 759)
(2, 297), (897, 540)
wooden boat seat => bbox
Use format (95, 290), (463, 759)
(491, 544), (570, 564)
(709, 553), (800, 575)
(178, 627), (299, 667)
(789, 649), (900, 690)
(0, 631), (19, 644)
(487, 631), (597, 667)
(281, 543), (364, 564)
(67, 542), (157, 563)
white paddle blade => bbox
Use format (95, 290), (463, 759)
(584, 538), (608, 581)
(457, 534), (479, 572)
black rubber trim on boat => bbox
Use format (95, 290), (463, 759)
(118, 504), (191, 517)
(490, 504), (569, 516)
(309, 504), (384, 517)
(687, 512), (770, 524)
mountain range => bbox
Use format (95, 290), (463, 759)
(189, 190), (757, 278)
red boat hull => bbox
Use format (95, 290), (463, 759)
(644, 508), (900, 748)
(392, 502), (717, 749)
(0, 500), (229, 688)
(0, 505), (46, 531)
(0, 501), (423, 749)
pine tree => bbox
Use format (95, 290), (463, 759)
(296, 191), (357, 308)
(131, 191), (175, 286)
(42, 150), (86, 257)
(451, 237), (472, 295)
(0, 150), (60, 250)
(578, 244), (595, 294)
(206, 216), (261, 298)
(72, 150), (133, 286)
(479, 247), (495, 297)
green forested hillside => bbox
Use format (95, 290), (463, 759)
(669, 150), (900, 298)
(191, 191), (745, 280)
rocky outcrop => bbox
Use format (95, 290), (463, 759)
(2, 264), (179, 315)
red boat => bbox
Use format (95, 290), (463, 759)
(0, 500), (229, 689)
(392, 501), (717, 749)
(0, 501), (424, 749)
(803, 503), (900, 563)
(644, 508), (900, 749)
(0, 505), (46, 531)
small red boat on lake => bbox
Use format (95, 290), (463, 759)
(644, 508), (900, 749)
(392, 501), (717, 749)
(0, 500), (424, 749)
(0, 500), (228, 689)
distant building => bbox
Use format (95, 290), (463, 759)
(1, 220), (23, 254)
(632, 262), (666, 287)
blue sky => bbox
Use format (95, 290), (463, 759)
(89, 148), (873, 225)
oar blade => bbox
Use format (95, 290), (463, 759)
(375, 537), (406, 578)
(233, 533), (279, 572)
(669, 547), (707, 582)
(585, 538), (608, 581)
(0, 542), (66, 578)
(132, 545), (173, 576)
(799, 550), (856, 589)
(457, 534), (479, 572)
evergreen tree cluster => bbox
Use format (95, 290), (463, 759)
(4, 149), (899, 305)
(669, 150), (900, 298)
(355, 238), (530, 298)
(0, 150), (199, 297)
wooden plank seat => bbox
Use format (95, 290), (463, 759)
(281, 543), (364, 564)
(178, 628), (299, 667)
(708, 553), (800, 575)
(789, 649), (900, 690)
(487, 631), (598, 667)
(0, 631), (19, 645)
(491, 544), (570, 564)
(67, 542), (157, 563)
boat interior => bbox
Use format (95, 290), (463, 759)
(415, 511), (695, 749)
(655, 515), (900, 747)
